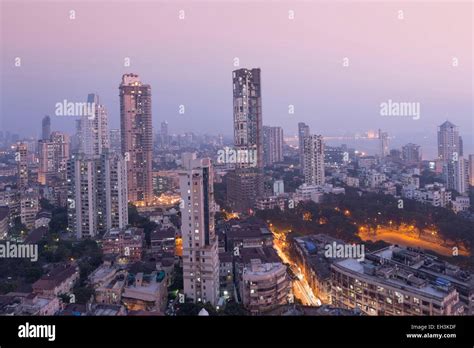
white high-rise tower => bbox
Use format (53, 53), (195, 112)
(303, 135), (325, 186)
(179, 158), (219, 306)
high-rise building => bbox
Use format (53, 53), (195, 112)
(298, 122), (310, 170)
(469, 154), (474, 187)
(41, 115), (51, 141)
(97, 152), (129, 232)
(438, 121), (464, 192)
(77, 94), (109, 156)
(67, 154), (97, 239)
(227, 68), (264, 213)
(38, 132), (70, 185)
(160, 121), (169, 149)
(37, 140), (55, 185)
(263, 126), (284, 166)
(447, 157), (469, 194)
(303, 135), (325, 186)
(179, 158), (219, 306)
(67, 152), (128, 239)
(109, 129), (121, 154)
(119, 74), (153, 204)
(232, 68), (263, 169)
(438, 121), (461, 162)
(16, 142), (28, 189)
(50, 131), (70, 178)
(181, 152), (197, 170)
(379, 129), (389, 157)
(324, 146), (345, 166)
(402, 143), (422, 165)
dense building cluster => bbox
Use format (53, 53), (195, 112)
(0, 69), (473, 317)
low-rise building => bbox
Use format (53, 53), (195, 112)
(32, 264), (79, 297)
(20, 190), (39, 229)
(89, 262), (127, 305)
(225, 222), (273, 251)
(102, 227), (144, 262)
(331, 246), (464, 316)
(344, 176), (360, 188)
(17, 293), (60, 316)
(402, 183), (452, 208)
(150, 227), (175, 257)
(240, 259), (290, 314)
(295, 183), (345, 203)
(122, 271), (168, 313)
(91, 303), (127, 316)
(34, 210), (52, 229)
(452, 196), (470, 214)
(255, 195), (287, 211)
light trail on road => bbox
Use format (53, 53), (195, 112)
(270, 227), (320, 306)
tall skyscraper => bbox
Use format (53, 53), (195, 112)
(39, 131), (70, 185)
(77, 94), (109, 156)
(227, 68), (264, 213)
(38, 140), (55, 185)
(16, 142), (28, 189)
(179, 158), (219, 305)
(67, 152), (128, 239)
(438, 121), (461, 162)
(469, 154), (474, 187)
(455, 157), (470, 194)
(303, 135), (325, 186)
(402, 143), (422, 165)
(438, 121), (464, 192)
(298, 122), (310, 170)
(41, 115), (51, 141)
(379, 129), (389, 157)
(160, 121), (169, 148)
(232, 68), (263, 169)
(67, 154), (97, 239)
(263, 126), (284, 166)
(50, 131), (70, 175)
(109, 129), (121, 154)
(97, 152), (129, 232)
(119, 74), (153, 204)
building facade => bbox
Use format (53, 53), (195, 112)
(302, 135), (325, 186)
(179, 158), (219, 305)
(227, 68), (264, 213)
(119, 74), (153, 204)
(263, 126), (284, 166)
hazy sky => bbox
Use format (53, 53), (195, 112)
(1, 0), (472, 154)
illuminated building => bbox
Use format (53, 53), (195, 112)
(302, 135), (325, 186)
(227, 68), (264, 213)
(67, 152), (128, 238)
(119, 74), (153, 204)
(16, 142), (28, 189)
(179, 158), (219, 306)
(298, 122), (310, 170)
(263, 126), (284, 166)
(331, 246), (464, 316)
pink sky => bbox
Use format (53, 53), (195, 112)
(1, 0), (472, 155)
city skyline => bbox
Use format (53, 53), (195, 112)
(0, 0), (473, 337)
(1, 1), (472, 156)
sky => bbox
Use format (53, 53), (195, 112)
(1, 0), (473, 157)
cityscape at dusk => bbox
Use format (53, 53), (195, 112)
(0, 0), (473, 346)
